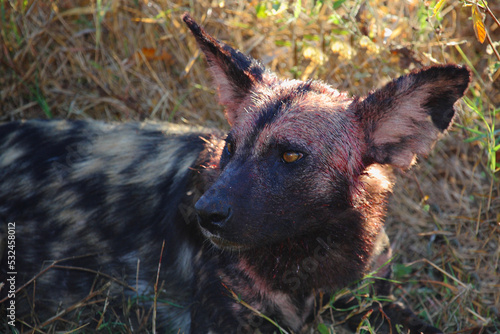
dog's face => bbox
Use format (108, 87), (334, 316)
(195, 80), (362, 249)
(183, 14), (470, 251)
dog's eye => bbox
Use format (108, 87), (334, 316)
(282, 151), (303, 163)
(226, 142), (235, 155)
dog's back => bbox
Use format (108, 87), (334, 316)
(0, 120), (219, 331)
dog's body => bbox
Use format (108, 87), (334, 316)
(0, 120), (215, 331)
(0, 15), (470, 333)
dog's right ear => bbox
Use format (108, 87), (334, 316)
(183, 14), (268, 126)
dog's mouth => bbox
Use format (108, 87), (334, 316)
(210, 235), (249, 251)
(199, 228), (250, 251)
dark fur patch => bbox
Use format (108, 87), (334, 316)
(249, 81), (315, 143)
(421, 65), (470, 130)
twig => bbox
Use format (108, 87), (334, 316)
(464, 0), (500, 61)
(485, 29), (500, 61)
(480, 0), (500, 28)
(25, 282), (111, 334)
(221, 281), (290, 334)
(0, 255), (136, 305)
(152, 240), (166, 334)
(408, 259), (470, 290)
(52, 265), (137, 291)
(478, 0), (500, 61)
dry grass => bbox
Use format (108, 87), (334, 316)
(1, 0), (499, 333)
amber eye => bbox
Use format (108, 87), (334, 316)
(226, 142), (234, 155)
(282, 151), (303, 163)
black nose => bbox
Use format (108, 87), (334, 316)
(194, 196), (232, 233)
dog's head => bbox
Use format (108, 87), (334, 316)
(183, 14), (470, 252)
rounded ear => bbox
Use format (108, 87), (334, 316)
(183, 14), (267, 126)
(353, 65), (471, 169)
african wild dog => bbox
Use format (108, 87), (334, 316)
(0, 14), (470, 333)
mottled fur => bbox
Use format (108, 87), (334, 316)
(0, 120), (216, 331)
(0, 14), (470, 334)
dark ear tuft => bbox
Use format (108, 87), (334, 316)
(182, 13), (266, 125)
(419, 65), (470, 130)
(354, 64), (471, 169)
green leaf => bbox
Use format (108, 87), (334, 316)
(303, 34), (320, 41)
(256, 3), (267, 19)
(275, 40), (292, 47)
(455, 124), (485, 136)
(433, 0), (446, 15)
(317, 323), (331, 334)
(332, 0), (347, 10)
(329, 28), (349, 35)
(393, 264), (412, 278)
(294, 0), (301, 19)
(464, 136), (486, 143)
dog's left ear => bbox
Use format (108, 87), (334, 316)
(353, 65), (471, 169)
(183, 14), (267, 126)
